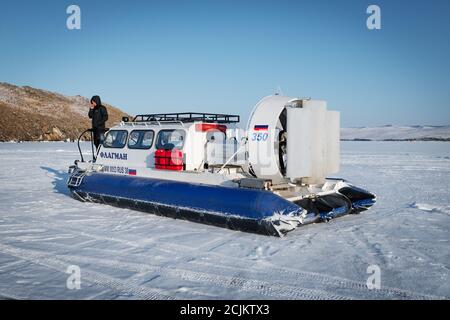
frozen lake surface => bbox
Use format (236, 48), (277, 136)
(0, 141), (449, 299)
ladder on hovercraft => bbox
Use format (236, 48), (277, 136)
(67, 168), (86, 188)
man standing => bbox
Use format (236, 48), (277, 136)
(88, 95), (108, 148)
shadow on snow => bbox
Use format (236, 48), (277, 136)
(40, 166), (70, 196)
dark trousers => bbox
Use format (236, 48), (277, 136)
(93, 129), (105, 149)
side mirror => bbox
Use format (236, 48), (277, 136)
(122, 116), (129, 122)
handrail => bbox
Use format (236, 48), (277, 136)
(77, 129), (95, 163)
(217, 137), (248, 174)
(122, 120), (185, 127)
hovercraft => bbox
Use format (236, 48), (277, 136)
(67, 95), (376, 236)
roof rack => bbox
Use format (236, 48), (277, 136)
(132, 112), (240, 124)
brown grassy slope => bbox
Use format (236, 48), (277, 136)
(0, 82), (129, 141)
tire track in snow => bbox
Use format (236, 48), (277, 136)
(158, 242), (444, 299)
(0, 243), (175, 300)
(134, 224), (444, 300)
(4, 207), (445, 299)
(309, 211), (448, 299)
(32, 222), (450, 299)
(0, 242), (348, 300)
(16, 233), (444, 300)
(145, 209), (444, 299)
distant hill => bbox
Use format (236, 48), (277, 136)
(341, 125), (450, 141)
(1, 83), (448, 143)
(0, 82), (129, 141)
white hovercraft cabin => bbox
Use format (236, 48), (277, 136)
(96, 112), (245, 186)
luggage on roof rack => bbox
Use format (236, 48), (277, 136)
(132, 112), (240, 124)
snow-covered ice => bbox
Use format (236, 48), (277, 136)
(0, 141), (449, 299)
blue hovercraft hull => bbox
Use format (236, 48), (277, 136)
(68, 172), (304, 236)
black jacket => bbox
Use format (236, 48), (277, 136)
(88, 96), (108, 131)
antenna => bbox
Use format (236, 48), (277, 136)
(275, 85), (284, 96)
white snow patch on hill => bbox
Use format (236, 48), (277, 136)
(341, 125), (450, 141)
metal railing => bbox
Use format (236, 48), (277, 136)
(133, 112), (240, 124)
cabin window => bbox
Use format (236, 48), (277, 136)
(156, 129), (186, 150)
(206, 131), (225, 143)
(103, 130), (128, 149)
(128, 130), (154, 149)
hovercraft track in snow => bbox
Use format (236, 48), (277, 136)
(1, 218), (444, 300)
(0, 243), (347, 300)
(0, 243), (176, 300)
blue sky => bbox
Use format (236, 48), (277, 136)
(1, 0), (449, 126)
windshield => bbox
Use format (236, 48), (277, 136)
(128, 130), (154, 149)
(103, 130), (128, 148)
(156, 129), (186, 150)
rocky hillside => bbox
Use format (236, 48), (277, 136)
(0, 82), (129, 141)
